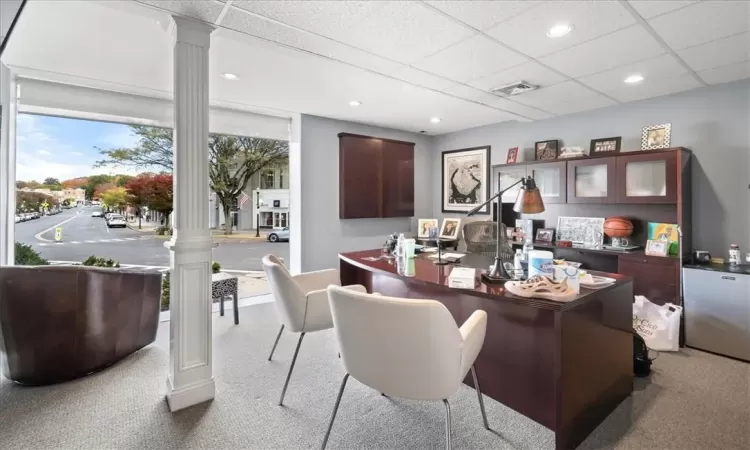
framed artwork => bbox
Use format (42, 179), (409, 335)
(590, 137), (621, 154)
(645, 240), (669, 257)
(441, 146), (491, 214)
(439, 218), (461, 239)
(535, 228), (555, 243)
(506, 147), (519, 164)
(535, 140), (558, 160)
(647, 222), (678, 255)
(417, 219), (438, 238)
(642, 123), (671, 150)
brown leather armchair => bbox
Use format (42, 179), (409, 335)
(0, 266), (162, 385)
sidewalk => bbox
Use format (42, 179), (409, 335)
(126, 219), (160, 233)
(211, 230), (267, 241)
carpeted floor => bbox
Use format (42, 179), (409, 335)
(1, 302), (748, 449)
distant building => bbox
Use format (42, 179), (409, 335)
(20, 187), (85, 204)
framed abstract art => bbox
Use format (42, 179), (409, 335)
(441, 146), (491, 214)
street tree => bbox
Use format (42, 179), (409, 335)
(147, 174), (173, 226)
(99, 187), (128, 213)
(124, 173), (155, 229)
(95, 125), (173, 172)
(85, 174), (114, 200)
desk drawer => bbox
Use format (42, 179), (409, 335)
(618, 257), (678, 305)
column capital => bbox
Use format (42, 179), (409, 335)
(170, 16), (215, 48)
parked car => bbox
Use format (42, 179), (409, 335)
(92, 211), (103, 218)
(14, 215), (21, 223)
(266, 227), (290, 242)
(106, 214), (127, 228)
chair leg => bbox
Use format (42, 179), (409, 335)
(443, 399), (452, 450)
(219, 296), (224, 316)
(278, 332), (305, 406)
(471, 365), (490, 430)
(321, 373), (349, 450)
(233, 293), (239, 325)
(268, 325), (285, 361)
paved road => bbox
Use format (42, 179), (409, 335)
(15, 206), (289, 270)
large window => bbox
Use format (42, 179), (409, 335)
(261, 169), (275, 189)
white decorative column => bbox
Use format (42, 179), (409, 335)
(0, 64), (18, 266)
(164, 16), (216, 412)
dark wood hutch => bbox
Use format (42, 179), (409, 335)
(495, 147), (691, 306)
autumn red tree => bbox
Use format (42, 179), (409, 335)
(147, 174), (173, 225)
(62, 177), (89, 189)
(124, 173), (154, 229)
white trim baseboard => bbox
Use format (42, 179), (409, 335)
(166, 377), (216, 412)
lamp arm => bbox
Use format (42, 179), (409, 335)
(466, 177), (525, 217)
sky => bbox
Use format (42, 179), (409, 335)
(16, 113), (143, 182)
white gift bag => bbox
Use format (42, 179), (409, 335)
(633, 296), (682, 351)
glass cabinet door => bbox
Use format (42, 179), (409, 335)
(566, 157), (616, 204)
(495, 165), (527, 203)
(529, 161), (566, 204)
(616, 152), (678, 203)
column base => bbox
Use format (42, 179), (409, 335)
(166, 376), (216, 412)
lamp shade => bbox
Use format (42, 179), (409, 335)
(513, 178), (545, 214)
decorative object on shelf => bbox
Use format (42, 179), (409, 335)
(557, 240), (573, 247)
(441, 146), (491, 214)
(559, 146), (586, 158)
(645, 239), (669, 256)
(439, 218), (461, 239)
(417, 219), (438, 238)
(506, 147), (519, 164)
(535, 228), (554, 243)
(641, 123), (671, 150)
(514, 219), (525, 241)
(647, 222), (678, 255)
(535, 140), (559, 160)
(728, 244), (741, 266)
(556, 216), (605, 247)
(603, 216), (634, 248)
(590, 137), (621, 154)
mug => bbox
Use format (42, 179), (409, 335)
(611, 237), (629, 248)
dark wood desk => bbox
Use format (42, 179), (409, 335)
(340, 250), (634, 450)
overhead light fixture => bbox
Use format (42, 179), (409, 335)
(547, 23), (573, 38)
(349, 100), (362, 107)
(624, 74), (645, 84)
(430, 117), (441, 124)
(221, 73), (239, 80)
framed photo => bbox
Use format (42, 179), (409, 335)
(645, 239), (669, 257)
(506, 147), (519, 164)
(441, 146), (491, 214)
(590, 137), (621, 154)
(417, 219), (438, 238)
(642, 123), (671, 150)
(535, 140), (558, 161)
(535, 228), (554, 243)
(439, 218), (461, 239)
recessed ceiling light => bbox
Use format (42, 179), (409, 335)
(624, 74), (645, 84)
(547, 23), (573, 38)
(221, 73), (239, 80)
(349, 100), (362, 107)
(430, 117), (441, 124)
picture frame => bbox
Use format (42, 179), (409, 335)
(535, 228), (555, 243)
(645, 239), (669, 257)
(439, 218), (461, 239)
(641, 123), (671, 150)
(535, 140), (559, 161)
(506, 147), (519, 164)
(441, 146), (491, 214)
(417, 219), (438, 238)
(590, 137), (621, 154)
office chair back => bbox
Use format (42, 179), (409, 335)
(262, 254), (306, 332)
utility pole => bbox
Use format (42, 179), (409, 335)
(255, 189), (261, 238)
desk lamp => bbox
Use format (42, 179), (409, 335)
(467, 175), (545, 283)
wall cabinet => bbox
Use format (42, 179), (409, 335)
(618, 253), (679, 305)
(528, 161), (566, 204)
(566, 157), (616, 204)
(496, 165), (527, 203)
(339, 133), (414, 219)
(615, 151), (678, 203)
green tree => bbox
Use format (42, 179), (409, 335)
(95, 125), (288, 235)
(99, 187), (128, 212)
(43, 177), (61, 186)
(84, 174), (114, 200)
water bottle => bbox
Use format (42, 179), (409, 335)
(513, 249), (524, 280)
(395, 233), (405, 260)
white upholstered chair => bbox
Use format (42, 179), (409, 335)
(323, 285), (489, 450)
(262, 254), (366, 406)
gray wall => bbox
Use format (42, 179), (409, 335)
(299, 114), (433, 271)
(432, 79), (750, 257)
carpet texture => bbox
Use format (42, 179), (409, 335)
(1, 302), (748, 449)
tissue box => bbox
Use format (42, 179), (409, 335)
(448, 267), (477, 289)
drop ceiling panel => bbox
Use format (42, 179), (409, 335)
(488, 98), (554, 120)
(627, 1), (698, 19)
(509, 80), (615, 112)
(677, 32), (750, 73)
(577, 54), (688, 93)
(538, 26), (665, 78)
(412, 34), (528, 83)
(485, 0), (636, 58)
(442, 83), (504, 104)
(467, 61), (567, 92)
(220, 9), (404, 75)
(603, 73), (701, 103)
(424, 0), (542, 31)
(135, 0), (225, 23)
(699, 61), (750, 85)
(390, 67), (455, 91)
(544, 93), (617, 116)
(328, 1), (476, 63)
(648, 1), (750, 50)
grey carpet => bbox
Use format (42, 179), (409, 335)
(1, 301), (748, 450)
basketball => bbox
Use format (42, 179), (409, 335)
(603, 216), (634, 238)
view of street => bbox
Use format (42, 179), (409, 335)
(16, 206), (289, 271)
